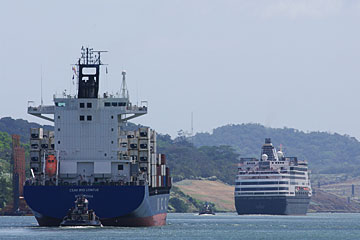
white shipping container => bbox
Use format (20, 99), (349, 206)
(151, 130), (157, 141)
(31, 128), (43, 139)
(30, 139), (40, 150)
(126, 131), (135, 138)
(157, 154), (162, 165)
(49, 131), (54, 138)
(152, 175), (157, 187)
(158, 175), (162, 187)
(153, 164), (157, 176)
(150, 141), (156, 154)
(161, 165), (166, 176)
(139, 139), (149, 150)
(42, 130), (50, 139)
(138, 127), (150, 139)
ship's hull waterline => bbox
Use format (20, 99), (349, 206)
(24, 185), (169, 227)
(235, 195), (310, 215)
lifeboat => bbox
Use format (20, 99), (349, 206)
(45, 154), (57, 177)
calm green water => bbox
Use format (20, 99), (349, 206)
(0, 213), (359, 240)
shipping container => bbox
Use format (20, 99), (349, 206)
(41, 138), (49, 149)
(158, 176), (162, 187)
(30, 128), (43, 139)
(139, 151), (149, 162)
(126, 131), (135, 138)
(139, 127), (150, 138)
(150, 129), (157, 141)
(157, 166), (161, 176)
(30, 139), (40, 150)
(128, 138), (138, 149)
(161, 154), (166, 165)
(139, 139), (149, 150)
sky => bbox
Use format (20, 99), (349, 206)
(1, 0), (360, 138)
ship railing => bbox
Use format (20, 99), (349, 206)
(27, 105), (55, 114)
(125, 105), (147, 112)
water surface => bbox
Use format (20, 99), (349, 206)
(0, 213), (359, 240)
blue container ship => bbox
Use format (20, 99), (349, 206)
(24, 47), (171, 226)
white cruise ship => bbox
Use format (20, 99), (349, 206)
(235, 138), (312, 215)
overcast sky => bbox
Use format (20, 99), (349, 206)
(1, 0), (360, 138)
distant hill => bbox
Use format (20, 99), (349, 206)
(193, 124), (360, 175)
(0, 117), (53, 143)
(157, 135), (239, 184)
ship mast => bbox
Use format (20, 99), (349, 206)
(121, 70), (129, 99)
(77, 47), (107, 99)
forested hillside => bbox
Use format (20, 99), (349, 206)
(193, 124), (360, 175)
(0, 132), (12, 209)
(0, 117), (53, 142)
(157, 134), (239, 184)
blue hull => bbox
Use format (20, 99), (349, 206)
(24, 185), (169, 227)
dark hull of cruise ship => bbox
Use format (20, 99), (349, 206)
(24, 185), (170, 227)
(235, 195), (310, 215)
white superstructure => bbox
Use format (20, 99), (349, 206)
(235, 138), (312, 198)
(27, 47), (169, 187)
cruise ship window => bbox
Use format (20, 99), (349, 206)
(111, 115), (114, 119)
(80, 103), (85, 108)
(58, 141), (60, 144)
(87, 115), (92, 121)
(58, 128), (60, 131)
(87, 102), (92, 108)
(80, 115), (85, 121)
(118, 165), (123, 170)
(58, 116), (60, 119)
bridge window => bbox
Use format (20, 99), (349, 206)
(80, 103), (85, 108)
(80, 115), (85, 121)
(87, 115), (92, 121)
(104, 102), (111, 107)
(55, 102), (66, 107)
(87, 103), (92, 108)
(112, 102), (117, 106)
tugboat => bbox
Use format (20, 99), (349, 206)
(60, 195), (102, 227)
(199, 202), (215, 215)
